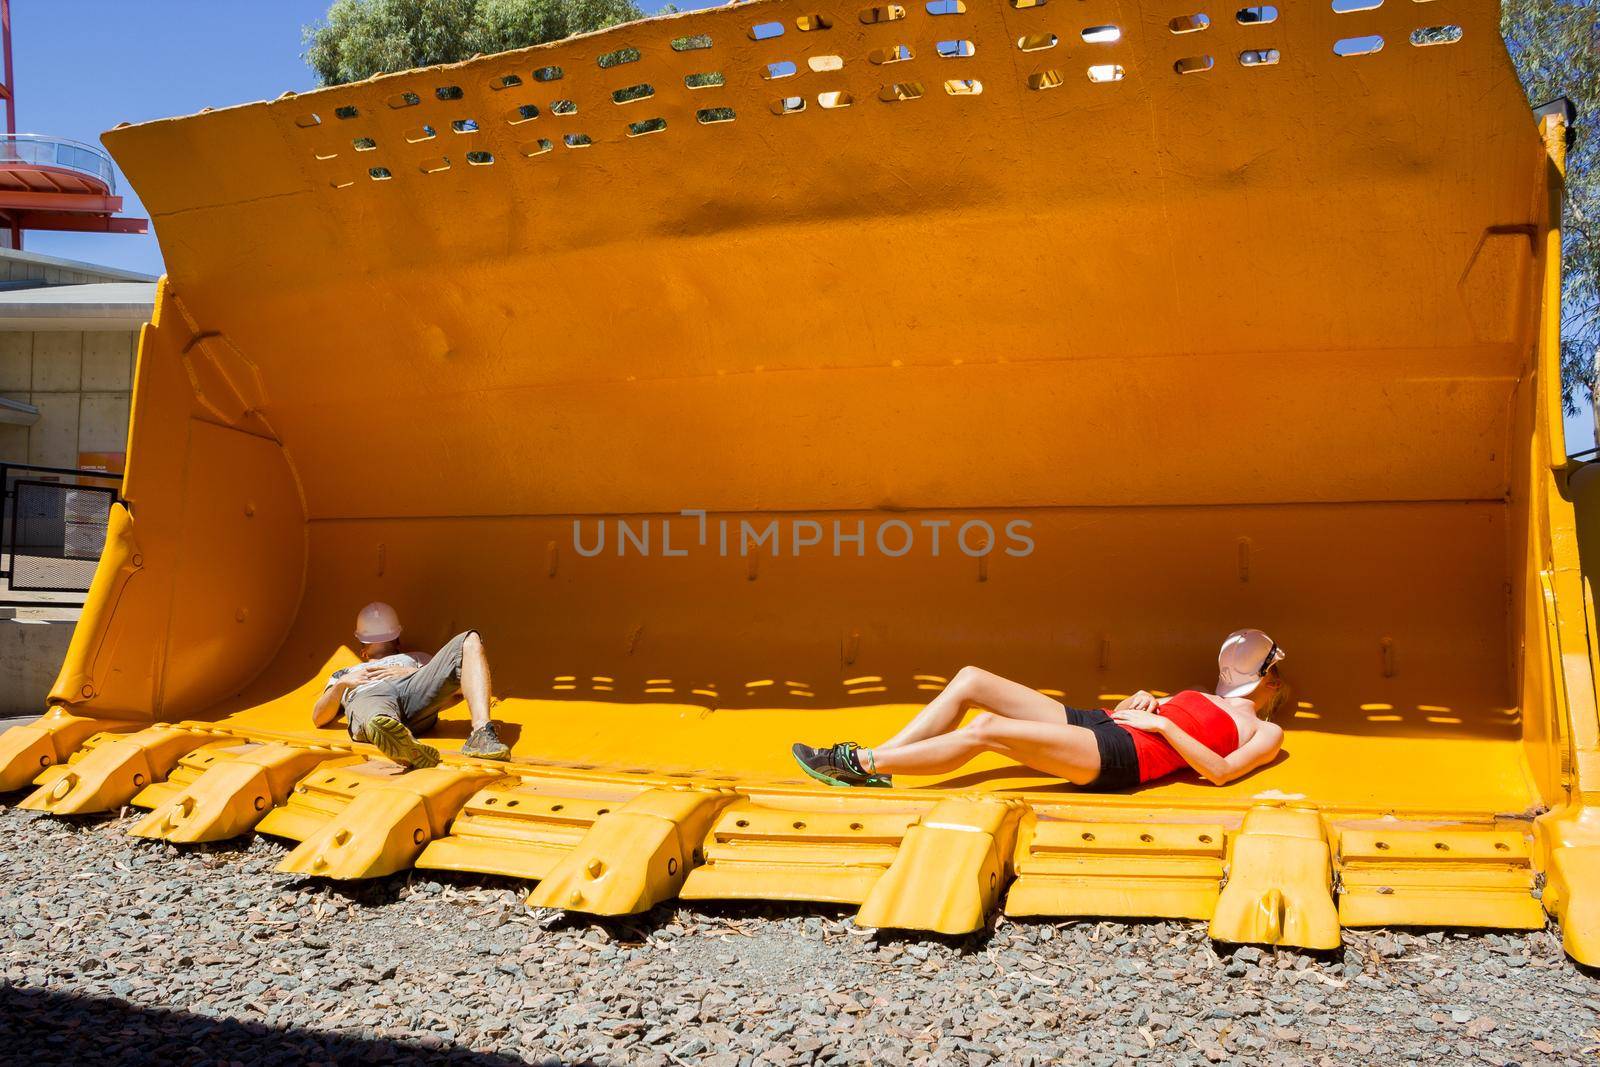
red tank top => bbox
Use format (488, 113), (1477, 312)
(1118, 690), (1241, 783)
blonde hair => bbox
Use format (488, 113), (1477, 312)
(1256, 666), (1292, 721)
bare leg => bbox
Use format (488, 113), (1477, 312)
(868, 713), (1103, 784)
(876, 666), (1067, 751)
(459, 631), (494, 730)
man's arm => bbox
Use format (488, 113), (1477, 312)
(312, 678), (357, 728)
(1147, 718), (1284, 785)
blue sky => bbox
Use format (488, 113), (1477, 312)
(11, 2), (1597, 448)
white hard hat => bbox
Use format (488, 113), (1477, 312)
(354, 601), (402, 644)
(1216, 628), (1284, 699)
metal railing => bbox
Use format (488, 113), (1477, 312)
(0, 134), (117, 192)
(0, 462), (123, 608)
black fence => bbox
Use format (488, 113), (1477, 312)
(1, 462), (123, 607)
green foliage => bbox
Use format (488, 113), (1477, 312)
(1502, 0), (1600, 418)
(303, 0), (647, 86)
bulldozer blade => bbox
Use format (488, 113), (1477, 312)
(0, 711), (137, 792)
(526, 786), (736, 915)
(17, 726), (233, 815)
(128, 742), (342, 843)
(276, 764), (499, 879)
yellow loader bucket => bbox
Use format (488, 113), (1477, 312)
(8, 0), (1600, 958)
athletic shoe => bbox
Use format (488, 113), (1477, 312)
(364, 714), (441, 770)
(791, 742), (892, 788)
(461, 722), (511, 761)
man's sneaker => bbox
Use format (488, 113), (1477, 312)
(364, 714), (441, 770)
(461, 722), (511, 761)
(791, 742), (892, 788)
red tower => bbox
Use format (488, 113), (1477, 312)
(0, 0), (147, 248)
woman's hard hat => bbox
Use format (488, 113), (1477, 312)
(355, 601), (402, 644)
(1216, 628), (1284, 698)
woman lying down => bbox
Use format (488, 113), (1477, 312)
(792, 629), (1289, 791)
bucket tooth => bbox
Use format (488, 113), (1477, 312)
(0, 711), (138, 792)
(856, 797), (1026, 935)
(1006, 817), (1228, 920)
(1210, 804), (1340, 950)
(1546, 843), (1600, 965)
(17, 726), (227, 815)
(128, 743), (342, 843)
(416, 775), (653, 880)
(679, 796), (930, 905)
(276, 765), (499, 879)
(1334, 825), (1543, 930)
(526, 786), (735, 916)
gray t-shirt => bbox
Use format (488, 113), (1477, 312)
(324, 652), (432, 706)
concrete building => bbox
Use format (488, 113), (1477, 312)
(0, 246), (155, 471)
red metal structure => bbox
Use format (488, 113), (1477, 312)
(0, 0), (146, 247)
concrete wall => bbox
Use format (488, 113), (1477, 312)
(0, 329), (137, 468)
(0, 619), (74, 715)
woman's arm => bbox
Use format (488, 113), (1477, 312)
(1111, 710), (1285, 785)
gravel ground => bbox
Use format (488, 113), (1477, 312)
(2, 803), (1599, 1066)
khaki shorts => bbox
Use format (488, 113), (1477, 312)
(346, 630), (475, 741)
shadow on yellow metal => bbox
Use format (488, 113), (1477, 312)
(12, 0), (1600, 957)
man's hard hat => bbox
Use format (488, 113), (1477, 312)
(354, 601), (402, 644)
(1216, 628), (1284, 699)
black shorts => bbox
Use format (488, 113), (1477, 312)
(1061, 706), (1139, 791)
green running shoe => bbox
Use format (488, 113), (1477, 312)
(791, 742), (892, 788)
(364, 714), (441, 770)
(461, 722), (511, 761)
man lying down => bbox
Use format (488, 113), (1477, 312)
(311, 601), (511, 768)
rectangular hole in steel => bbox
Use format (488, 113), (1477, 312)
(533, 65), (564, 82)
(1169, 13), (1211, 33)
(1011, 0), (1046, 8)
(1237, 5), (1278, 22)
(419, 157), (450, 173)
(368, 166), (392, 180)
(927, 0), (967, 12)
(750, 21), (785, 39)
(817, 91), (852, 109)
(1410, 25), (1462, 45)
(352, 137), (377, 151)
(1173, 54), (1215, 73)
(943, 78), (983, 95)
(564, 133), (592, 148)
(551, 99), (578, 116)
(491, 74), (523, 90)
(435, 86), (464, 100)
(1027, 69), (1064, 90)
(335, 105), (359, 120)
(387, 91), (420, 108)
(871, 44), (914, 63)
(937, 39), (976, 57)
(504, 105), (539, 124)
(859, 4), (906, 24)
(797, 14), (833, 30)
(1332, 0), (1381, 11)
(765, 60), (798, 79)
(466, 150), (494, 165)
(597, 47), (641, 68)
(1017, 32), (1058, 51)
(1240, 47), (1280, 65)
(296, 112), (322, 128)
(613, 83), (655, 104)
(405, 124), (438, 142)
(1333, 34), (1384, 55)
(685, 71), (725, 88)
(697, 106), (737, 123)
(877, 81), (925, 101)
(771, 96), (807, 114)
(1081, 25), (1121, 43)
(1087, 63), (1125, 82)
(628, 116), (667, 136)
(520, 138), (554, 156)
(808, 55), (845, 72)
(672, 34), (713, 51)
(451, 118), (480, 132)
